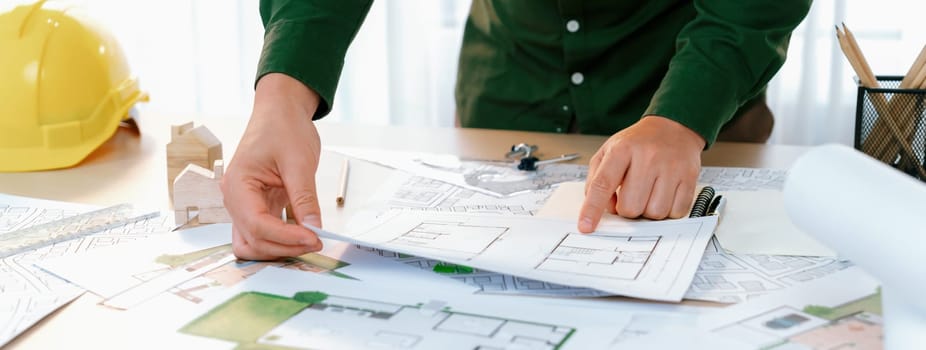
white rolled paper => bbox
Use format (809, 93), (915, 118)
(784, 143), (926, 349)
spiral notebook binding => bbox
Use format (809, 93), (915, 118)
(689, 186), (716, 218)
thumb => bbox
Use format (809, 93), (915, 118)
(280, 161), (323, 229)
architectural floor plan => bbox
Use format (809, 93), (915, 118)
(686, 238), (853, 303)
(703, 267), (882, 349)
(698, 167), (788, 191)
(39, 224), (476, 310)
(537, 234), (658, 280)
(0, 193), (175, 346)
(316, 210), (716, 301)
(328, 146), (587, 196)
(618, 267), (883, 348)
(362, 247), (612, 297)
(361, 168), (850, 304)
(175, 266), (674, 349)
(184, 291), (575, 350)
(374, 174), (553, 216)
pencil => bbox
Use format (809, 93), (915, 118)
(900, 45), (926, 89)
(837, 24), (892, 160)
(336, 159), (349, 206)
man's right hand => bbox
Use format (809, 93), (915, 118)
(221, 73), (324, 260)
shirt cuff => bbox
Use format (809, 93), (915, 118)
(256, 21), (345, 119)
(644, 62), (740, 148)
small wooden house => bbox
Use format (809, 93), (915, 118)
(173, 160), (230, 224)
(166, 122), (222, 198)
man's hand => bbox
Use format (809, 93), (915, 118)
(221, 73), (324, 260)
(578, 116), (705, 233)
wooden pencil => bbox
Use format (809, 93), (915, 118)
(837, 24), (893, 159)
(900, 45), (926, 89)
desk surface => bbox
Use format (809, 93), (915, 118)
(1, 114), (810, 348)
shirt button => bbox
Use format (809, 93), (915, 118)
(555, 127), (564, 133)
(561, 105), (570, 112)
(566, 20), (580, 33)
(571, 72), (584, 85)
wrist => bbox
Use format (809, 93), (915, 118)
(254, 73), (320, 121)
(639, 115), (706, 150)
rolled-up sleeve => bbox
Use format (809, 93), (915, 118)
(257, 0), (374, 118)
(644, 0), (811, 146)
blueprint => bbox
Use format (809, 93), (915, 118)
(309, 211), (717, 302)
(173, 266), (704, 349)
(361, 247), (610, 297)
(697, 167), (788, 191)
(327, 146), (588, 196)
(0, 193), (175, 347)
(363, 168), (849, 303)
(368, 174), (554, 216)
(628, 267), (882, 349)
(702, 267), (882, 349)
(359, 174), (611, 297)
(364, 239), (855, 304)
(39, 223), (475, 310)
(685, 238), (853, 303)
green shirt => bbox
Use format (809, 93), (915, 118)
(257, 0), (810, 145)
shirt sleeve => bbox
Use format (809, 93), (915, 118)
(257, 0), (374, 118)
(643, 0), (811, 147)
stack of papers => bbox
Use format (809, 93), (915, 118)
(309, 210), (717, 302)
(0, 193), (175, 346)
(9, 148), (878, 349)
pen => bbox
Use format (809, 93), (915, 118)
(707, 195), (723, 216)
(336, 159), (349, 206)
(517, 153), (581, 171)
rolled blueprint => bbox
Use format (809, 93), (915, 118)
(784, 143), (926, 349)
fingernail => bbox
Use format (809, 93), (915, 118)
(302, 215), (320, 227)
(579, 217), (594, 232)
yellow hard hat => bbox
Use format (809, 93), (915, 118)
(0, 0), (148, 171)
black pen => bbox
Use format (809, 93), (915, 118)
(707, 195), (723, 216)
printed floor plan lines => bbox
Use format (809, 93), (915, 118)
(0, 193), (176, 346)
(171, 267), (645, 349)
(684, 238), (854, 303)
(378, 174), (552, 216)
(537, 234), (659, 280)
(702, 268), (883, 349)
(361, 247), (612, 297)
(389, 222), (509, 259)
(698, 167), (788, 191)
(327, 146), (587, 197)
(334, 211), (716, 301)
(181, 290), (576, 350)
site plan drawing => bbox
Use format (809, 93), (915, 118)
(365, 237), (854, 304)
(327, 146), (588, 196)
(624, 267), (883, 349)
(362, 247), (611, 297)
(700, 267), (883, 349)
(312, 210), (717, 301)
(40, 223), (475, 310)
(358, 167), (850, 303)
(0, 193), (175, 347)
(703, 267), (882, 349)
(697, 167), (788, 191)
(370, 173), (554, 216)
(175, 266), (701, 349)
(686, 238), (853, 303)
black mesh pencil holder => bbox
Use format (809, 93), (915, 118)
(855, 76), (926, 181)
